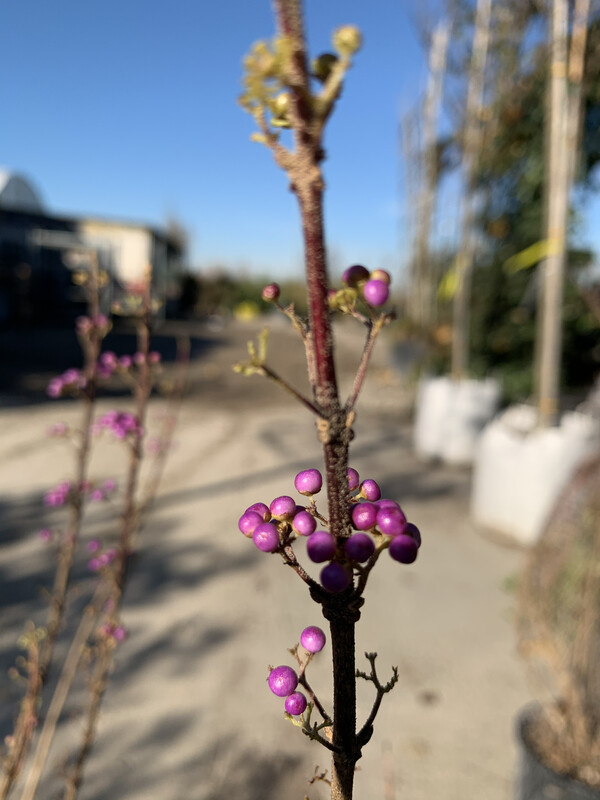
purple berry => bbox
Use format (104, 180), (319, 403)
(307, 531), (337, 563)
(345, 533), (375, 563)
(342, 264), (370, 287)
(377, 498), (401, 511)
(292, 510), (317, 537)
(320, 562), (351, 593)
(362, 279), (389, 307)
(268, 665), (298, 697)
(270, 495), (296, 521)
(252, 522), (280, 552)
(351, 502), (378, 531)
(246, 502), (271, 522)
(359, 479), (381, 502)
(238, 510), (264, 537)
(376, 506), (407, 537)
(113, 625), (127, 642)
(406, 522), (422, 548)
(300, 625), (326, 653)
(294, 468), (323, 496)
(262, 283), (280, 301)
(285, 691), (308, 715)
(347, 468), (360, 491)
(389, 534), (419, 564)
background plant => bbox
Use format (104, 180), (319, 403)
(0, 267), (186, 800)
(517, 450), (600, 786)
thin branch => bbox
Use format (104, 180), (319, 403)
(262, 365), (323, 416)
(19, 599), (103, 800)
(354, 540), (388, 597)
(345, 314), (389, 412)
(356, 653), (399, 748)
(281, 545), (320, 589)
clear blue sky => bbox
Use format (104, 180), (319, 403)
(0, 0), (433, 280)
(2, 1), (598, 281)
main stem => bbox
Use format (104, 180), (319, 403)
(273, 3), (359, 795)
(298, 188), (357, 800)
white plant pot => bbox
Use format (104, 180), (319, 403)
(413, 375), (502, 465)
(471, 405), (600, 545)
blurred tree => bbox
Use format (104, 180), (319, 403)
(440, 0), (600, 403)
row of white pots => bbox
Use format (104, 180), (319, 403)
(414, 375), (600, 545)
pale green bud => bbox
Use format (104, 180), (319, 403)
(333, 25), (362, 57)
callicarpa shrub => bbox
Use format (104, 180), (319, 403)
(236, 3), (422, 799)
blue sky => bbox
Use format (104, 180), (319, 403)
(1, 1), (598, 281)
(0, 0), (436, 280)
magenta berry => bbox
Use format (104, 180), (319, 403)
(362, 279), (389, 307)
(238, 510), (264, 537)
(262, 282), (281, 301)
(268, 665), (298, 697)
(285, 691), (308, 715)
(347, 468), (360, 491)
(342, 264), (369, 287)
(320, 562), (351, 593)
(376, 505), (407, 537)
(269, 495), (296, 521)
(377, 498), (401, 511)
(351, 502), (378, 531)
(113, 625), (127, 642)
(292, 510), (317, 537)
(359, 479), (381, 502)
(246, 502), (271, 522)
(389, 534), (419, 564)
(300, 625), (326, 653)
(345, 532), (375, 563)
(307, 530), (337, 563)
(294, 468), (323, 496)
(406, 522), (422, 548)
(252, 522), (280, 552)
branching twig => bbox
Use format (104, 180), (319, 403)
(345, 314), (391, 413)
(356, 653), (399, 748)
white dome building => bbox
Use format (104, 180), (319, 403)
(0, 170), (45, 214)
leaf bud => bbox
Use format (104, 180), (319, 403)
(311, 53), (339, 82)
(333, 25), (362, 57)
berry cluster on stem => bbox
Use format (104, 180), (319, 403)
(238, 4), (422, 798)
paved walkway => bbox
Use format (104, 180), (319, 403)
(0, 318), (532, 799)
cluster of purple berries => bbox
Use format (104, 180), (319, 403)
(268, 625), (326, 716)
(75, 314), (110, 337)
(238, 467), (421, 593)
(97, 350), (161, 378)
(43, 478), (117, 508)
(46, 348), (161, 398)
(97, 621), (127, 643)
(44, 481), (73, 507)
(336, 264), (391, 308)
(261, 265), (391, 311)
(92, 411), (143, 440)
(47, 369), (87, 398)
(87, 539), (118, 572)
